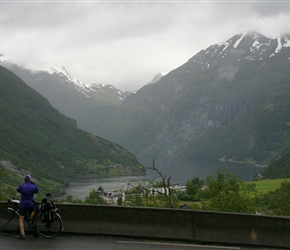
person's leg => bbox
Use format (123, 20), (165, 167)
(19, 215), (25, 236)
(16, 210), (26, 239)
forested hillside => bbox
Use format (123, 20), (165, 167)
(262, 151), (290, 178)
(0, 66), (144, 197)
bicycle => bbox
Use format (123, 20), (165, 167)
(0, 198), (63, 239)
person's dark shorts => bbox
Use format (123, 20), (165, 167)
(19, 208), (34, 217)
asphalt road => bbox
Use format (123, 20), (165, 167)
(0, 234), (281, 250)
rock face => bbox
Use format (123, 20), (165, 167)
(94, 32), (290, 164)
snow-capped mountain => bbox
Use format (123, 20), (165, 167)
(92, 31), (290, 164)
(206, 31), (290, 61)
(0, 59), (132, 131)
(187, 31), (290, 81)
(43, 66), (132, 102)
(46, 66), (90, 96)
(0, 58), (132, 103)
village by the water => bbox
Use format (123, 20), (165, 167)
(97, 185), (186, 205)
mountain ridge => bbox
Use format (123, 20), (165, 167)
(93, 31), (290, 164)
(0, 65), (144, 197)
(2, 31), (290, 166)
(0, 60), (134, 132)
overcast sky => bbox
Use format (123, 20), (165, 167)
(1, 1), (290, 91)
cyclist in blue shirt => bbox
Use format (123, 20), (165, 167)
(16, 174), (39, 240)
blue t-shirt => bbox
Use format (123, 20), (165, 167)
(17, 182), (39, 209)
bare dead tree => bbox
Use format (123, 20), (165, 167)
(148, 158), (176, 208)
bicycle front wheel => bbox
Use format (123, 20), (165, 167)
(0, 208), (19, 236)
(35, 212), (63, 239)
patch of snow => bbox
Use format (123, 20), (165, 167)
(282, 37), (290, 48)
(222, 43), (230, 52)
(274, 37), (282, 54)
(211, 48), (219, 56)
(233, 34), (244, 48)
(252, 40), (262, 50)
(47, 66), (89, 92)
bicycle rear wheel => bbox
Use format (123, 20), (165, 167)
(35, 212), (63, 238)
(0, 209), (19, 236)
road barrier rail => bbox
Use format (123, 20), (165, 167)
(1, 202), (289, 248)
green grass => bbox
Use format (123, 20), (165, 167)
(176, 178), (290, 209)
(246, 178), (290, 194)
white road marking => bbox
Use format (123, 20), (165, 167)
(118, 240), (241, 249)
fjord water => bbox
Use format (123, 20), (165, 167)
(61, 157), (262, 200)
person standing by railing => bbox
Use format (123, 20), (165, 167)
(15, 174), (39, 240)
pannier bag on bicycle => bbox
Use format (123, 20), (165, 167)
(40, 193), (56, 223)
(8, 199), (20, 211)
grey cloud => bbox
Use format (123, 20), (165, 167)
(1, 2), (290, 91)
(252, 3), (290, 17)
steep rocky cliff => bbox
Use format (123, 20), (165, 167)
(95, 32), (290, 164)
